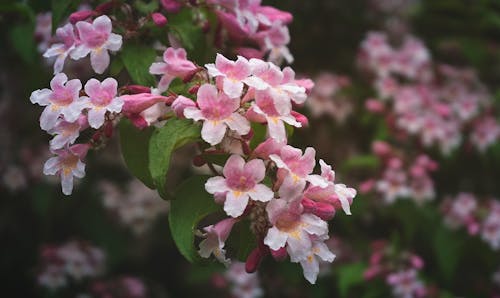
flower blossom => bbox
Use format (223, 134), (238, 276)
(43, 23), (77, 74)
(299, 238), (336, 284)
(30, 73), (85, 131)
(80, 78), (124, 129)
(184, 84), (250, 145)
(199, 217), (238, 265)
(205, 54), (252, 98)
(43, 144), (89, 195)
(48, 115), (88, 150)
(205, 155), (274, 217)
(71, 15), (123, 74)
(149, 47), (198, 92)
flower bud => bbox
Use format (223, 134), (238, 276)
(161, 0), (182, 13)
(151, 12), (168, 27)
(270, 247), (288, 261)
(171, 95), (195, 118)
(69, 10), (94, 24)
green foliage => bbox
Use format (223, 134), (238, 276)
(169, 175), (220, 263)
(149, 119), (201, 199)
(51, 0), (81, 30)
(433, 225), (464, 283)
(341, 154), (380, 171)
(118, 119), (155, 189)
(250, 123), (267, 149)
(8, 23), (37, 64)
(121, 43), (158, 87)
(336, 262), (367, 298)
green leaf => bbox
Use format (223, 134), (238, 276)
(168, 8), (209, 62)
(121, 43), (157, 87)
(149, 118), (201, 199)
(225, 219), (257, 261)
(337, 263), (367, 298)
(118, 119), (155, 189)
(249, 123), (267, 149)
(134, 0), (159, 14)
(51, 0), (81, 30)
(433, 226), (464, 282)
(9, 24), (37, 64)
(169, 175), (220, 263)
(341, 154), (380, 171)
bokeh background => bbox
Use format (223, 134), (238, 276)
(1, 0), (500, 297)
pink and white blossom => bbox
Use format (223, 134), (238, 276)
(149, 47), (198, 92)
(205, 155), (273, 217)
(184, 84), (250, 145)
(43, 144), (89, 195)
(48, 115), (88, 150)
(71, 15), (122, 74)
(205, 54), (252, 98)
(80, 78), (124, 129)
(43, 23), (77, 74)
(199, 217), (238, 265)
(30, 73), (85, 131)
(299, 238), (336, 284)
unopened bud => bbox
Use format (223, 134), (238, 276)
(69, 10), (94, 24)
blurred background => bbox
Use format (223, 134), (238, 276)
(1, 0), (500, 297)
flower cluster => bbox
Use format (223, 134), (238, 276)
(156, 52), (358, 283)
(364, 241), (427, 298)
(360, 32), (500, 154)
(305, 72), (353, 123)
(99, 180), (169, 235)
(360, 141), (437, 204)
(207, 0), (294, 64)
(441, 193), (500, 250)
(37, 241), (105, 290)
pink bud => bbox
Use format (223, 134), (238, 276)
(123, 85), (152, 94)
(245, 246), (265, 273)
(216, 11), (248, 41)
(235, 47), (265, 59)
(314, 201), (336, 220)
(291, 111), (309, 127)
(121, 93), (174, 115)
(171, 95), (196, 118)
(94, 1), (115, 14)
(188, 85), (200, 94)
(270, 247), (288, 261)
(151, 12), (168, 27)
(192, 155), (206, 167)
(127, 114), (149, 130)
(161, 0), (182, 13)
(372, 141), (391, 156)
(69, 10), (94, 24)
(365, 98), (385, 113)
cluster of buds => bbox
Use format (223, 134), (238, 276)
(364, 241), (427, 298)
(360, 141), (437, 204)
(361, 32), (500, 155)
(37, 241), (105, 290)
(305, 72), (353, 123)
(99, 180), (169, 235)
(441, 193), (500, 250)
(207, 0), (294, 64)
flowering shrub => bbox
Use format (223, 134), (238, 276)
(2, 0), (500, 297)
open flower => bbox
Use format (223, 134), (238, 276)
(43, 23), (77, 74)
(299, 238), (336, 284)
(184, 84), (250, 145)
(80, 78), (124, 129)
(149, 47), (198, 92)
(205, 54), (251, 98)
(198, 217), (238, 265)
(72, 15), (122, 74)
(247, 88), (301, 142)
(270, 145), (327, 188)
(48, 115), (88, 150)
(205, 155), (273, 217)
(43, 144), (89, 195)
(30, 73), (85, 131)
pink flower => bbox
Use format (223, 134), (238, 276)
(270, 145), (327, 188)
(247, 89), (301, 142)
(386, 269), (426, 298)
(43, 23), (77, 74)
(205, 155), (273, 217)
(48, 115), (88, 150)
(30, 73), (85, 131)
(299, 239), (336, 284)
(71, 15), (123, 74)
(151, 12), (168, 27)
(81, 78), (124, 128)
(253, 137), (285, 159)
(171, 95), (196, 118)
(184, 84), (250, 145)
(205, 54), (252, 98)
(120, 93), (173, 115)
(470, 116), (500, 152)
(149, 47), (198, 92)
(43, 144), (89, 195)
(264, 187), (328, 263)
(198, 217), (238, 265)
